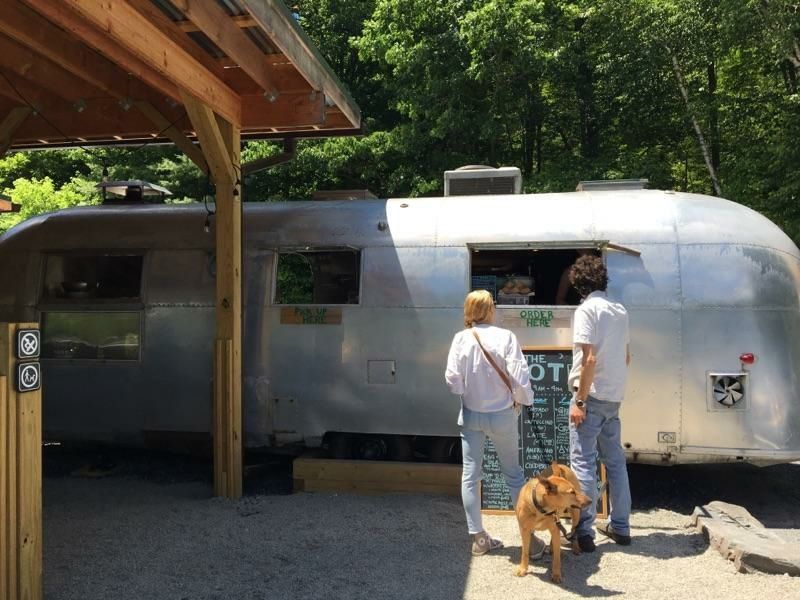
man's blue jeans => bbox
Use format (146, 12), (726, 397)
(460, 406), (524, 534)
(569, 397), (631, 538)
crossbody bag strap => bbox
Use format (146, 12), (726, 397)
(471, 329), (513, 393)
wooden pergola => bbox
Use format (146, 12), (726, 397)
(0, 2), (360, 598)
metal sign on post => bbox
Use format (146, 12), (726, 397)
(17, 361), (41, 393)
(16, 329), (40, 359)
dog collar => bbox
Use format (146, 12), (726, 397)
(532, 488), (556, 516)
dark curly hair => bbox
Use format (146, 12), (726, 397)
(569, 255), (608, 297)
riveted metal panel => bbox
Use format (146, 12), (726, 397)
(681, 309), (800, 453)
(361, 246), (468, 308)
(680, 244), (800, 309)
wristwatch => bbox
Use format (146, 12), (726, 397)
(573, 387), (585, 408)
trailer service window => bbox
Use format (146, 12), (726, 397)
(275, 250), (361, 305)
(42, 254), (143, 301)
(470, 247), (599, 306)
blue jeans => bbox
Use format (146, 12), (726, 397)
(460, 406), (524, 534)
(569, 397), (631, 538)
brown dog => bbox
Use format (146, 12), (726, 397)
(514, 462), (591, 583)
(549, 462), (587, 550)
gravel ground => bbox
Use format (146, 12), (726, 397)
(43, 450), (800, 600)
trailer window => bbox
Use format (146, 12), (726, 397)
(275, 250), (360, 305)
(42, 254), (143, 301)
(470, 248), (600, 306)
(41, 312), (140, 361)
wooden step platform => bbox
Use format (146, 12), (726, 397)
(293, 457), (462, 496)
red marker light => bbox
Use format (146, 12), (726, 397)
(739, 353), (756, 365)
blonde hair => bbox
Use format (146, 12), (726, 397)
(464, 290), (494, 328)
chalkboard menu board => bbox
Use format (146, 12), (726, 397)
(481, 348), (607, 514)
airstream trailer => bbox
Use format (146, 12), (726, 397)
(0, 187), (799, 465)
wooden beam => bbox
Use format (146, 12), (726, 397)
(177, 14), (257, 33)
(171, 0), (279, 99)
(5, 0), (178, 103)
(211, 116), (242, 499)
(1, 374), (7, 600)
(241, 92), (324, 127)
(133, 101), (207, 174)
(0, 70), (66, 113)
(5, 93), (325, 147)
(0, 199), (20, 213)
(1, 323), (43, 600)
(0, 37), (93, 104)
(240, 0), (361, 129)
(1, 325), (18, 600)
(181, 92), (235, 183)
(0, 107), (32, 155)
(221, 61), (312, 95)
(59, 0), (241, 126)
(124, 0), (228, 82)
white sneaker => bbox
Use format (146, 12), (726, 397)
(471, 532), (503, 556)
(529, 534), (547, 560)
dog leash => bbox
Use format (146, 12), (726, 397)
(532, 484), (574, 541)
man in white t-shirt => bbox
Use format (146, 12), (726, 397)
(567, 255), (632, 552)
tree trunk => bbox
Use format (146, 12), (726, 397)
(668, 48), (722, 196)
(536, 121), (543, 175)
(574, 18), (599, 160)
(707, 61), (720, 176)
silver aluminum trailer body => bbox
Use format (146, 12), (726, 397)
(0, 189), (798, 464)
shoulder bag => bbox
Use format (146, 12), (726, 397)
(471, 329), (529, 409)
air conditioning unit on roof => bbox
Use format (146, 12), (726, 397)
(444, 165), (522, 196)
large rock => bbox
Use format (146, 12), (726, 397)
(692, 501), (800, 576)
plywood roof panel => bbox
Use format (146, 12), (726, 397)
(0, 0), (361, 150)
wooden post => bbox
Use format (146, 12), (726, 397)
(182, 92), (242, 498)
(1, 375), (7, 600)
(1, 323), (43, 600)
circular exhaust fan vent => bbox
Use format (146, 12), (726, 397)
(712, 375), (744, 407)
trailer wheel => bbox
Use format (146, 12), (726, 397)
(355, 436), (388, 461)
(428, 437), (461, 464)
(385, 436), (414, 462)
(328, 433), (354, 459)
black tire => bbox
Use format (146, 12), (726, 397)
(354, 436), (387, 460)
(428, 436), (461, 463)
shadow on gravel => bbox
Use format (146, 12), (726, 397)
(500, 548), (621, 597)
(628, 462), (800, 529)
(43, 442), (296, 495)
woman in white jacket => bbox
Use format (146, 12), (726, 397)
(445, 289), (539, 556)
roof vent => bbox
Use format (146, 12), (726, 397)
(97, 180), (172, 205)
(444, 165), (522, 196)
(576, 179), (649, 192)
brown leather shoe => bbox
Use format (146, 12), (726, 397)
(597, 522), (631, 546)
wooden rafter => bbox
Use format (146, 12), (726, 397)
(124, 0), (228, 81)
(241, 0), (361, 129)
(5, 93), (323, 143)
(170, 0), (279, 100)
(56, 0), (241, 126)
(177, 13), (257, 33)
(0, 35), (103, 103)
(0, 70), (66, 112)
(0, 1), (155, 103)
(133, 101), (207, 174)
(181, 92), (235, 183)
(0, 106), (32, 155)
